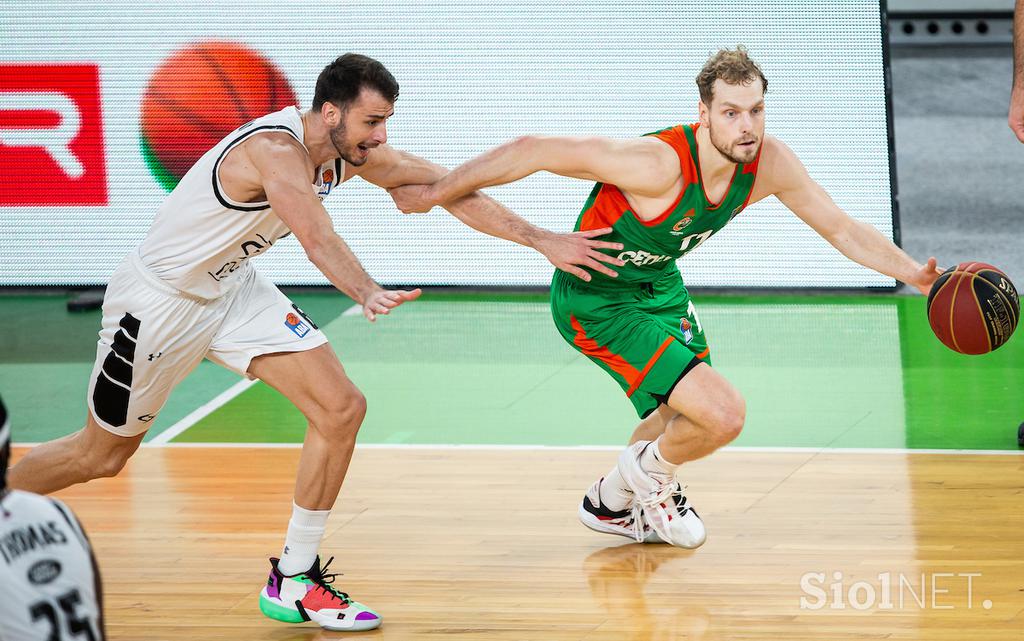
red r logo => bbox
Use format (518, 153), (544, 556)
(0, 64), (109, 205)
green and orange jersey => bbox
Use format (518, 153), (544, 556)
(573, 123), (761, 288)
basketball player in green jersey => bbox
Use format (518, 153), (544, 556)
(389, 47), (943, 548)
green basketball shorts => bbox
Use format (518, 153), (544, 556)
(550, 269), (710, 418)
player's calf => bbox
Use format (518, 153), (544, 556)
(8, 414), (143, 494)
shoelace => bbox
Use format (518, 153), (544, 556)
(305, 556), (352, 604)
(630, 479), (689, 542)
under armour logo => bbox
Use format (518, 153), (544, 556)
(148, 352), (162, 361)
(138, 414), (156, 422)
(284, 546), (290, 554)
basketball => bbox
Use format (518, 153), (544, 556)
(140, 41), (297, 191)
(926, 262), (1020, 354)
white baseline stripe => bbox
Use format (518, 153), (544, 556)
(341, 305), (363, 317)
(146, 378), (258, 446)
(147, 442), (1024, 455)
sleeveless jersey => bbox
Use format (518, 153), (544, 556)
(138, 106), (343, 299)
(0, 491), (104, 641)
(573, 123), (760, 288)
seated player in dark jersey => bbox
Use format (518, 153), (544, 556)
(0, 396), (106, 640)
(387, 46), (942, 548)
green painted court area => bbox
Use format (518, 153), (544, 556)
(2, 291), (1021, 450)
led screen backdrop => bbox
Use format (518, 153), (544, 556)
(0, 1), (895, 287)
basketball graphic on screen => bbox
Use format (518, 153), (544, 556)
(926, 262), (1020, 355)
(140, 41), (297, 191)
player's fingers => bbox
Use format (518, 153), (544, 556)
(591, 251), (626, 266)
(397, 288), (423, 301)
(584, 258), (618, 278)
(585, 240), (625, 251)
(577, 227), (614, 238)
(562, 265), (592, 282)
(363, 306), (376, 322)
(1009, 117), (1024, 143)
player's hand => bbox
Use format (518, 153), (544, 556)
(534, 228), (626, 282)
(1010, 85), (1024, 143)
(910, 257), (943, 295)
(362, 287), (422, 322)
(388, 184), (437, 213)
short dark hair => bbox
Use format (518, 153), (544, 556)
(312, 53), (399, 112)
(696, 46), (767, 106)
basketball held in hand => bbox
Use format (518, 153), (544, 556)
(926, 262), (1019, 355)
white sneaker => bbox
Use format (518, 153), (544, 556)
(616, 441), (707, 549)
(578, 479), (661, 543)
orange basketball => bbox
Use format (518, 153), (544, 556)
(926, 262), (1019, 354)
(140, 41), (297, 190)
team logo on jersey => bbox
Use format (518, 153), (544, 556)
(316, 169), (334, 200)
(28, 559), (62, 585)
(680, 317), (694, 344)
(284, 312), (310, 338)
(670, 210), (696, 235)
(617, 249), (674, 267)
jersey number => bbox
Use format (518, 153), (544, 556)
(678, 230), (713, 253)
(29, 589), (98, 641)
(686, 300), (704, 334)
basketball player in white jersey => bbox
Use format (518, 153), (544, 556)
(1, 397), (106, 641)
(6, 54), (624, 632)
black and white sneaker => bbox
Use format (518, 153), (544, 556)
(616, 441), (707, 548)
(578, 478), (661, 542)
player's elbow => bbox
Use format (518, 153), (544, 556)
(508, 135), (538, 151)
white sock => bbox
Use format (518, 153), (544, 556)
(278, 502), (330, 576)
(598, 466), (633, 512)
(640, 438), (679, 476)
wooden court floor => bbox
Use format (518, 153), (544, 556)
(16, 446), (1024, 640)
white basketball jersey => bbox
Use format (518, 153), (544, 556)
(138, 106), (344, 299)
(0, 491), (104, 641)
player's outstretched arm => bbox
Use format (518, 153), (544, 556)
(1011, 0), (1024, 142)
(248, 134), (420, 321)
(388, 135), (680, 214)
(765, 136), (942, 294)
(353, 145), (625, 281)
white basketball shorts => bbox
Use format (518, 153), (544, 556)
(86, 251), (328, 436)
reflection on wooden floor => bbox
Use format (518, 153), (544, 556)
(14, 446), (1023, 640)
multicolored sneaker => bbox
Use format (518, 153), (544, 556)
(259, 556), (381, 631)
(578, 478), (661, 542)
(616, 441), (707, 549)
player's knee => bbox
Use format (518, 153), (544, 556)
(708, 392), (745, 446)
(314, 387), (367, 441)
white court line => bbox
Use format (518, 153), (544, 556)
(145, 378), (258, 445)
(341, 305), (363, 317)
(147, 442), (1024, 455)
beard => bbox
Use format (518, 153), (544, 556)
(329, 123), (368, 166)
(708, 123), (760, 164)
